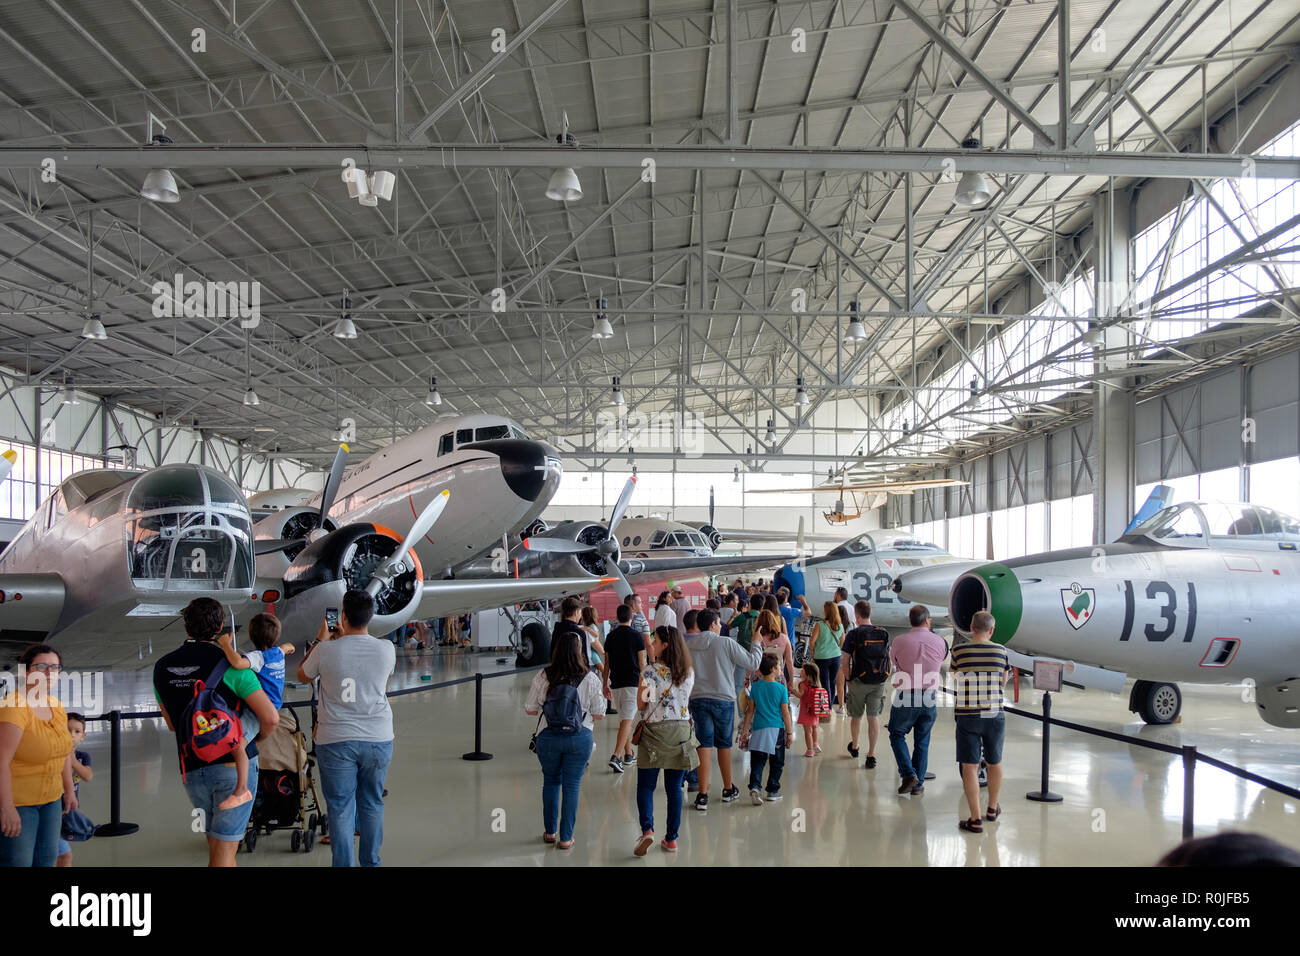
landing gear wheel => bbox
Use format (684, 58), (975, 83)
(244, 829), (258, 853)
(291, 828), (301, 852)
(303, 827), (315, 852)
(516, 621), (551, 667)
(1132, 680), (1181, 725)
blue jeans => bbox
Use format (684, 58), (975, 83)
(534, 727), (593, 843)
(888, 703), (936, 781)
(0, 798), (61, 867)
(183, 755), (259, 842)
(637, 768), (685, 841)
(316, 740), (393, 867)
(748, 737), (787, 794)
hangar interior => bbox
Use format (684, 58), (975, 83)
(0, 0), (1297, 867)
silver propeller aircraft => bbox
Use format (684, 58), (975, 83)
(771, 529), (976, 632)
(0, 414), (605, 666)
(0, 464), (259, 666)
(460, 475), (797, 598)
(895, 499), (1300, 728)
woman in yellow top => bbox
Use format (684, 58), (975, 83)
(0, 644), (76, 867)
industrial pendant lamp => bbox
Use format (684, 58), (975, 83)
(844, 299), (867, 342)
(425, 376), (442, 406)
(242, 331), (260, 405)
(140, 114), (181, 204)
(335, 293), (358, 339)
(795, 376), (810, 406)
(764, 418), (776, 444)
(546, 112), (582, 202)
(592, 296), (613, 339)
(611, 376), (625, 407)
(954, 137), (991, 207)
(81, 314), (107, 340)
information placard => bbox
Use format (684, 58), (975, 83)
(1033, 659), (1064, 692)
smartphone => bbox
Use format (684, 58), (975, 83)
(325, 607), (340, 633)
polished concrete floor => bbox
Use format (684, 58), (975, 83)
(66, 647), (1299, 866)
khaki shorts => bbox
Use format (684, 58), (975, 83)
(846, 679), (889, 718)
(613, 685), (640, 718)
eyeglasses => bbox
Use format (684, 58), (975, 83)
(29, 663), (60, 672)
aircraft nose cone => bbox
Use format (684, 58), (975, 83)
(467, 439), (561, 503)
(893, 560), (983, 608)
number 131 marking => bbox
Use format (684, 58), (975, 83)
(1119, 579), (1198, 643)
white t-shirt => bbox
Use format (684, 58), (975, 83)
(525, 670), (605, 731)
(300, 634), (396, 745)
(654, 604), (678, 630)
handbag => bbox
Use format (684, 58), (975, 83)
(630, 681), (673, 746)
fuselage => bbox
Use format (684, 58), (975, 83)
(0, 465), (258, 666)
(944, 502), (1300, 686)
(773, 529), (968, 631)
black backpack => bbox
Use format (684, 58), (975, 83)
(542, 676), (586, 735)
(849, 625), (892, 684)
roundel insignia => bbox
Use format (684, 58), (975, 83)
(1061, 583), (1095, 630)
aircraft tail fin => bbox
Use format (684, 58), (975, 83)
(1122, 484), (1174, 536)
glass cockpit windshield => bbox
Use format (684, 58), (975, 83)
(829, 533), (874, 557)
(125, 465), (254, 592)
(1123, 501), (1300, 549)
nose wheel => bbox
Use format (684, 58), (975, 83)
(1130, 680), (1182, 725)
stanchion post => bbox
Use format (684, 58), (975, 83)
(1026, 691), (1063, 803)
(1181, 745), (1197, 840)
(93, 710), (140, 837)
(462, 673), (493, 761)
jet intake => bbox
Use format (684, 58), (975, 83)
(950, 573), (990, 634)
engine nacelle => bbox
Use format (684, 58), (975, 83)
(1256, 677), (1300, 728)
(253, 506), (338, 582)
(276, 523), (422, 642)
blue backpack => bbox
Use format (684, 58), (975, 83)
(542, 677), (586, 735)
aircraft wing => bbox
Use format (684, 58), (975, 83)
(412, 576), (612, 620)
(717, 529), (845, 545)
(749, 479), (965, 495)
(621, 554), (796, 581)
(0, 573), (67, 632)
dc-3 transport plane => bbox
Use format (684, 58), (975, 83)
(895, 499), (1300, 728)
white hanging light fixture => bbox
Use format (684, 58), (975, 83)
(795, 376), (810, 406)
(546, 112), (582, 202)
(844, 299), (867, 342)
(592, 296), (613, 339)
(140, 114), (181, 204)
(81, 315), (106, 340)
(335, 293), (358, 339)
(611, 376), (625, 407)
(954, 137), (991, 207)
(764, 418), (776, 444)
(733, 465), (740, 482)
(59, 384), (78, 406)
(425, 375), (442, 406)
(243, 387), (261, 406)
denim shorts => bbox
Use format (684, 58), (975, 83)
(689, 697), (735, 749)
(182, 755), (259, 842)
(955, 713), (1005, 765)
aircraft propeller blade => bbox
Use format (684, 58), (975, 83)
(318, 443), (350, 523)
(708, 485), (714, 527)
(254, 538), (300, 555)
(521, 537), (594, 554)
(0, 449), (15, 485)
(603, 555), (634, 600)
(366, 490), (450, 596)
(797, 515), (806, 555)
(607, 474), (637, 535)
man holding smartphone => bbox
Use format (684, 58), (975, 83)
(297, 590), (395, 867)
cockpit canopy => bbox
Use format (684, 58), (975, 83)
(125, 465), (254, 591)
(1121, 501), (1300, 550)
(828, 531), (941, 557)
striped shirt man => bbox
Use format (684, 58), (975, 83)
(950, 641), (1010, 716)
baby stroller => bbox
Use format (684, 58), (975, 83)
(241, 702), (325, 853)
